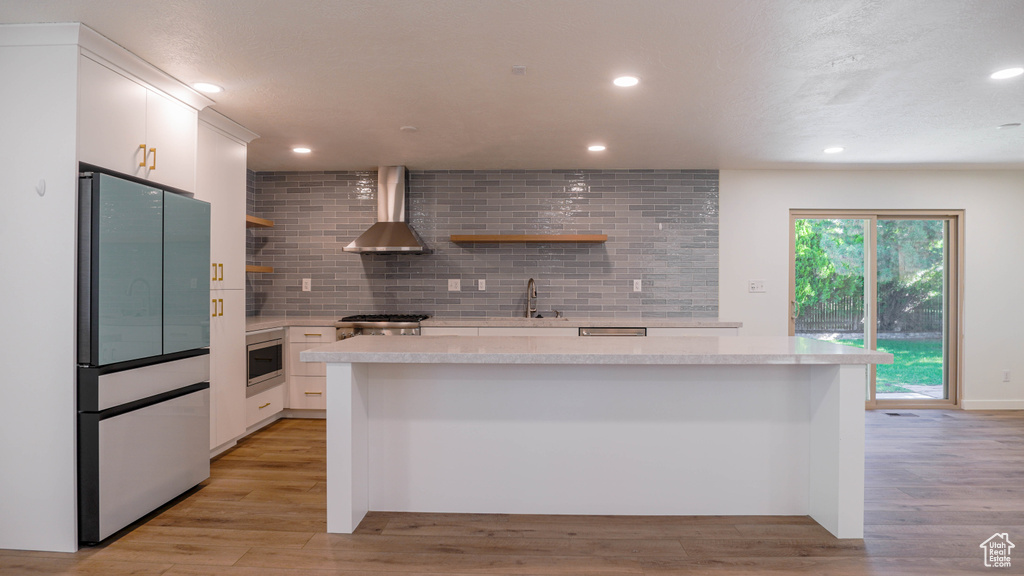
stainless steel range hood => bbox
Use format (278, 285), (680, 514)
(343, 166), (427, 254)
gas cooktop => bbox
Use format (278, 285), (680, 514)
(339, 314), (430, 323)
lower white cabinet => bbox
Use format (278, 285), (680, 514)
(421, 327), (480, 336)
(478, 327), (579, 337)
(210, 289), (245, 450)
(288, 376), (326, 409)
(245, 384), (286, 428)
(286, 326), (334, 411)
(646, 327), (739, 336)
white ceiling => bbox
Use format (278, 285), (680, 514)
(2, 0), (1023, 171)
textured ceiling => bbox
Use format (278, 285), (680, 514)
(2, 0), (1023, 171)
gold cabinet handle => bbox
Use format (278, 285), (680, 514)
(211, 299), (217, 317)
(149, 147), (157, 170)
(218, 263), (224, 281)
(138, 144), (147, 167)
(304, 333), (320, 337)
(212, 263), (218, 281)
(218, 298), (224, 317)
(304, 391), (322, 396)
(258, 402), (270, 409)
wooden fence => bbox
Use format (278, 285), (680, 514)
(796, 297), (943, 333)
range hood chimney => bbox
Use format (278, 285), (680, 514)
(343, 166), (426, 254)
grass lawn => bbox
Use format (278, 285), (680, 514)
(831, 338), (943, 394)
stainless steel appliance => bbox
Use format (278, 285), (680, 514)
(247, 328), (285, 396)
(579, 327), (647, 336)
(342, 166), (427, 254)
(336, 314), (430, 339)
(77, 168), (211, 544)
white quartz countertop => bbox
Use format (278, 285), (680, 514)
(246, 316), (340, 332)
(422, 317), (742, 328)
(301, 335), (893, 366)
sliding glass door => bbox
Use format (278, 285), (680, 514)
(790, 211), (962, 408)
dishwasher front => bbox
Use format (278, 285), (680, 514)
(578, 327), (647, 336)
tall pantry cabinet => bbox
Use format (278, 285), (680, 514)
(0, 23), (256, 552)
(195, 111), (257, 453)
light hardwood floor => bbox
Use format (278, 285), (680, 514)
(3, 410), (1022, 575)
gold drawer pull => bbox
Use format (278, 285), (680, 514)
(258, 402), (271, 409)
(304, 391), (322, 396)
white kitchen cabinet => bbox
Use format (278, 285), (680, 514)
(209, 289), (246, 451)
(421, 327), (480, 336)
(78, 54), (197, 192)
(196, 120), (247, 291)
(478, 327), (579, 337)
(646, 327), (739, 336)
(288, 376), (327, 410)
(285, 327), (334, 411)
(78, 55), (147, 174)
(195, 111), (257, 451)
(245, 383), (286, 428)
(289, 327), (336, 343)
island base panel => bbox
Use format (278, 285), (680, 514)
(326, 362), (369, 533)
(325, 362), (866, 537)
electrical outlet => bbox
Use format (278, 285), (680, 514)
(302, 278), (311, 292)
(448, 279), (461, 291)
(748, 280), (766, 293)
(478, 279), (486, 291)
(1003, 370), (1011, 383)
(633, 279), (642, 292)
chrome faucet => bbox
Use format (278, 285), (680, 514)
(525, 278), (537, 318)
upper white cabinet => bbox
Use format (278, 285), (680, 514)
(78, 55), (197, 192)
(196, 121), (247, 290)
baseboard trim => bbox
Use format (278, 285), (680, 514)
(961, 400), (1024, 410)
(282, 409), (326, 420)
(209, 439), (238, 458)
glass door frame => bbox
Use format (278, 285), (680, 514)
(789, 209), (964, 409)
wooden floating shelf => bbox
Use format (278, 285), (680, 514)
(245, 265), (274, 273)
(246, 215), (274, 228)
(451, 234), (608, 244)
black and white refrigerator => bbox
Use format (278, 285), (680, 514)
(77, 168), (212, 544)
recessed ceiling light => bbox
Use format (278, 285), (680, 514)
(997, 122), (1021, 129)
(400, 126), (418, 132)
(293, 147), (311, 154)
(588, 145), (607, 152)
(990, 67), (1023, 80)
(823, 146), (844, 154)
(613, 76), (640, 87)
(192, 82), (223, 94)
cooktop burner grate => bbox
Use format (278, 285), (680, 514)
(340, 314), (430, 323)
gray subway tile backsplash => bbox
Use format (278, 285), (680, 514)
(246, 169), (718, 318)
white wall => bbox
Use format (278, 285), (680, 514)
(0, 43), (80, 551)
(720, 169), (1024, 409)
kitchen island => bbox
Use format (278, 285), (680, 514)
(302, 336), (891, 539)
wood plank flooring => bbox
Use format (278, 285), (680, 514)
(3, 410), (1023, 575)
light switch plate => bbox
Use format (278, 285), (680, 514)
(448, 279), (461, 291)
(748, 280), (766, 293)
